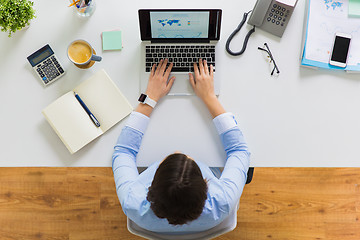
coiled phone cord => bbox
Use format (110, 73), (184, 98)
(225, 11), (256, 56)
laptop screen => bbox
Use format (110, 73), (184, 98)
(139, 9), (222, 42)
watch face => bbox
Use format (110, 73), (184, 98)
(138, 93), (147, 102)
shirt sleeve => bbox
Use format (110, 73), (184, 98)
(112, 111), (149, 207)
(213, 112), (250, 211)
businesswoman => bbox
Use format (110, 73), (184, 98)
(112, 59), (250, 232)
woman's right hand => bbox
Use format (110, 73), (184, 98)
(189, 59), (215, 103)
(189, 59), (225, 118)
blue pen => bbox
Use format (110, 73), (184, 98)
(74, 92), (101, 127)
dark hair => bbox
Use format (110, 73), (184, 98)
(147, 153), (208, 225)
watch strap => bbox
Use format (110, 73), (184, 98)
(144, 96), (157, 108)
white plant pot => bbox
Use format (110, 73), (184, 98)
(20, 20), (31, 30)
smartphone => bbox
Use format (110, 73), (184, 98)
(329, 32), (352, 68)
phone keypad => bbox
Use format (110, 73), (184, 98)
(267, 4), (290, 27)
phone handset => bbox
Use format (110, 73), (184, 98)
(247, 0), (273, 26)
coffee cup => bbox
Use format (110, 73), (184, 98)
(67, 40), (102, 68)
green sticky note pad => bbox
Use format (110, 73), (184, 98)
(102, 31), (122, 50)
(349, 0), (360, 18)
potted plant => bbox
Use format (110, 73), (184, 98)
(0, 0), (36, 37)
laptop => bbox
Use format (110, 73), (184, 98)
(139, 9), (222, 95)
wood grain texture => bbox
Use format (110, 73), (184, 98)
(0, 167), (358, 240)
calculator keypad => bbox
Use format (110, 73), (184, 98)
(267, 4), (290, 27)
(36, 56), (65, 85)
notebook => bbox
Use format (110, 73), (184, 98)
(42, 69), (133, 154)
(138, 9), (222, 95)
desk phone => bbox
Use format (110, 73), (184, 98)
(248, 0), (298, 37)
(27, 44), (65, 86)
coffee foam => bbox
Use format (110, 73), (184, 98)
(68, 42), (92, 64)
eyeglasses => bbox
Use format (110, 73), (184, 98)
(258, 43), (280, 76)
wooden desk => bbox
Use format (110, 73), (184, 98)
(1, 0), (360, 167)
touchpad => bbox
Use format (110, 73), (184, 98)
(168, 73), (194, 95)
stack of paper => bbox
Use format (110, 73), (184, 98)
(102, 30), (123, 51)
(349, 0), (360, 17)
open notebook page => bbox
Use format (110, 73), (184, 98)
(42, 91), (103, 154)
(73, 69), (133, 132)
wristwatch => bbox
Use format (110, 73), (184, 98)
(138, 93), (157, 108)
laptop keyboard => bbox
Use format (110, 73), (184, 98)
(145, 45), (216, 72)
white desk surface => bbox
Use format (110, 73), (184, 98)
(1, 0), (360, 167)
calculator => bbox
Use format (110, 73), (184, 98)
(27, 44), (65, 86)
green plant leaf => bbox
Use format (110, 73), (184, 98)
(0, 0), (36, 37)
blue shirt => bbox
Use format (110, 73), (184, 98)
(112, 111), (250, 232)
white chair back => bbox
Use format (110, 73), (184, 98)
(127, 206), (237, 240)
